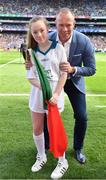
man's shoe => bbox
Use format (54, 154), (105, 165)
(45, 145), (49, 154)
(45, 148), (49, 154)
(75, 150), (86, 164)
(51, 159), (68, 179)
(31, 154), (47, 172)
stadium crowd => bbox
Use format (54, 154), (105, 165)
(1, 24), (26, 31)
(89, 35), (106, 52)
(0, 33), (24, 49)
(1, 23), (106, 33)
(75, 26), (106, 33)
(0, 32), (105, 52)
(0, 0), (106, 16)
(0, 0), (106, 52)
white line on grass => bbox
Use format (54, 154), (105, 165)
(0, 93), (29, 96)
(96, 59), (106, 62)
(0, 94), (106, 108)
(96, 105), (106, 108)
(87, 94), (106, 97)
(0, 93), (106, 97)
(0, 58), (20, 68)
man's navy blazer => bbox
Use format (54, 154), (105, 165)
(49, 30), (96, 94)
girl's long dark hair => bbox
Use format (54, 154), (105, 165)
(26, 16), (49, 49)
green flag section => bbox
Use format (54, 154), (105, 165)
(31, 49), (52, 109)
(31, 49), (68, 158)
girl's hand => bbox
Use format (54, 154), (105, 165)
(49, 93), (59, 105)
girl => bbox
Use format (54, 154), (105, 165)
(26, 16), (68, 179)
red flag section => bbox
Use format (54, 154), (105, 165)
(47, 102), (68, 158)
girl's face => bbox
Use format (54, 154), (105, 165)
(31, 20), (48, 45)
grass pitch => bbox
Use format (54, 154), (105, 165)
(0, 50), (106, 179)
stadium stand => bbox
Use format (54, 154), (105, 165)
(0, 0), (106, 16)
(0, 0), (106, 51)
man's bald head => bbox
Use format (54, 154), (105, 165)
(56, 8), (75, 23)
(55, 8), (75, 44)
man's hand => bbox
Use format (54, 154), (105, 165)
(59, 62), (75, 74)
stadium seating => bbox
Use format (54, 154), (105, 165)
(0, 0), (106, 51)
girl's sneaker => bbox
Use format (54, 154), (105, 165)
(31, 154), (47, 172)
(51, 159), (68, 179)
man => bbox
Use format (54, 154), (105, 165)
(25, 8), (96, 164)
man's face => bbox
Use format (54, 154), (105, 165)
(56, 13), (75, 43)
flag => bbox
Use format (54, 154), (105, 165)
(31, 49), (68, 158)
(47, 101), (68, 158)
